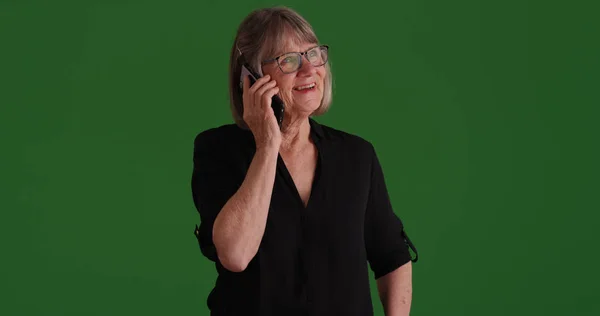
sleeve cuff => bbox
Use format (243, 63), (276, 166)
(372, 249), (412, 280)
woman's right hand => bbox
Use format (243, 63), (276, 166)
(241, 74), (282, 151)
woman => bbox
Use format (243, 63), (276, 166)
(192, 6), (418, 316)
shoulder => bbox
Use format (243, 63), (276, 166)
(317, 121), (376, 155)
(192, 123), (255, 167)
(193, 123), (251, 151)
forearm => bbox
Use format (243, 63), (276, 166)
(376, 261), (413, 316)
(212, 146), (279, 272)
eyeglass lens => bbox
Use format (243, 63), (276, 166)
(278, 46), (328, 73)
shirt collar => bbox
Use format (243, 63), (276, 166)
(242, 118), (324, 145)
(309, 118), (324, 143)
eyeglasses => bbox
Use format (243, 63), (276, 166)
(262, 45), (329, 74)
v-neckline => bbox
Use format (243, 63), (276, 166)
(277, 144), (322, 211)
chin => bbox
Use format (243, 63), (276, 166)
(287, 92), (322, 114)
(297, 102), (321, 115)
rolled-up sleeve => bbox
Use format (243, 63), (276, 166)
(191, 130), (244, 262)
(364, 144), (414, 279)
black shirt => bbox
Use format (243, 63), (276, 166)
(192, 118), (417, 316)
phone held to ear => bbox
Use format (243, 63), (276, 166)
(240, 63), (285, 129)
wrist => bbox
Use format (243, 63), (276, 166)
(255, 142), (279, 157)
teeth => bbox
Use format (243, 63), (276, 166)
(295, 83), (315, 90)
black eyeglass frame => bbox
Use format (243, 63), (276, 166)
(262, 45), (329, 74)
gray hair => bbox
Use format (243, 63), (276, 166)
(228, 6), (333, 129)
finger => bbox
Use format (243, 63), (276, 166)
(248, 74), (271, 93)
(255, 80), (277, 98)
(261, 87), (280, 110)
(254, 80), (275, 110)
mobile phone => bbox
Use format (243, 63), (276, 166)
(240, 63), (285, 128)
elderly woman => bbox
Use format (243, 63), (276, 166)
(192, 6), (418, 316)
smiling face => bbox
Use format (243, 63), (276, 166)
(260, 41), (328, 118)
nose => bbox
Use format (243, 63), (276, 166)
(297, 58), (316, 76)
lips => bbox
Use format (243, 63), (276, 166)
(293, 82), (316, 91)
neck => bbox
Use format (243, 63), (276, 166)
(280, 115), (311, 153)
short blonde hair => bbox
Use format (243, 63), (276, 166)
(228, 6), (333, 129)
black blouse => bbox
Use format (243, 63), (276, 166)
(192, 118), (417, 316)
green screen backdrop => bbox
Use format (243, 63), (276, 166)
(1, 0), (598, 315)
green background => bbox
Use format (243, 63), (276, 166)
(1, 0), (598, 315)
